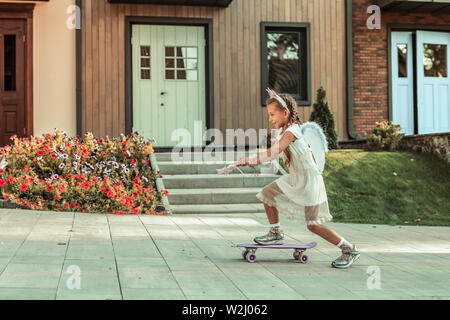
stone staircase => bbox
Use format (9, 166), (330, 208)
(154, 152), (280, 214)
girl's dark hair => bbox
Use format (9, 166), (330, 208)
(266, 94), (302, 169)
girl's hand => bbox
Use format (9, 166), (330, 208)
(236, 156), (248, 167)
(237, 156), (258, 167)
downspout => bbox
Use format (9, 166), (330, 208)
(76, 0), (82, 138)
(346, 0), (365, 140)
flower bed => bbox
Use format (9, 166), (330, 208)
(0, 129), (166, 215)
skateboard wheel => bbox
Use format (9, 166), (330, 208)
(299, 254), (309, 264)
(246, 253), (256, 263)
(293, 251), (300, 260)
(242, 250), (249, 260)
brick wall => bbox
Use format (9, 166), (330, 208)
(352, 0), (450, 135)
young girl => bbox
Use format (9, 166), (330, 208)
(237, 89), (360, 269)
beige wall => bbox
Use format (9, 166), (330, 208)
(0, 0), (77, 137)
(33, 0), (77, 137)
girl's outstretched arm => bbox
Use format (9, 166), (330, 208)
(237, 131), (296, 167)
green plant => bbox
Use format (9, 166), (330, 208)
(309, 86), (339, 149)
(363, 121), (404, 151)
(0, 129), (165, 215)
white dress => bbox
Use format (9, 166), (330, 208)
(255, 123), (333, 225)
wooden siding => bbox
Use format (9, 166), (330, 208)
(81, 0), (348, 141)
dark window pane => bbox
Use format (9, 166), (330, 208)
(266, 32), (300, 95)
(397, 44), (407, 78)
(165, 70), (175, 79)
(140, 46), (150, 57)
(4, 35), (16, 91)
(165, 59), (174, 68)
(176, 47), (184, 57)
(177, 59), (185, 69)
(141, 58), (150, 68)
(141, 69), (150, 80)
(424, 44), (447, 78)
(177, 70), (186, 80)
(165, 47), (174, 57)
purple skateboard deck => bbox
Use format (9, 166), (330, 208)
(233, 242), (317, 263)
(235, 242), (317, 250)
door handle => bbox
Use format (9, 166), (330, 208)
(161, 92), (168, 95)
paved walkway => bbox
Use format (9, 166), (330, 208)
(0, 208), (449, 300)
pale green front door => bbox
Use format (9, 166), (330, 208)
(132, 24), (206, 147)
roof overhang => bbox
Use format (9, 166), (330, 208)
(107, 0), (233, 7)
(374, 0), (450, 13)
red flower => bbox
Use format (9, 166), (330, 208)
(21, 184), (28, 191)
(132, 207), (140, 215)
(116, 211), (125, 215)
(0, 168), (4, 174)
(3, 194), (10, 200)
(91, 177), (98, 182)
(37, 150), (43, 156)
(50, 153), (56, 159)
(24, 166), (30, 172)
(73, 203), (80, 209)
(82, 182), (90, 190)
(132, 192), (139, 198)
(43, 147), (50, 154)
(54, 194), (60, 200)
(47, 186), (54, 192)
(0, 179), (6, 187)
(59, 185), (65, 193)
(65, 203), (70, 208)
(45, 133), (51, 139)
(106, 191), (113, 198)
(162, 190), (169, 196)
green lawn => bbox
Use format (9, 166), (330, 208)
(323, 149), (450, 226)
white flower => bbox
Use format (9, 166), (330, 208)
(52, 174), (59, 180)
(58, 163), (65, 169)
(37, 156), (43, 162)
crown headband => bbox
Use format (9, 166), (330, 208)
(266, 88), (289, 114)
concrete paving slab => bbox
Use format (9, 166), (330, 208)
(0, 263), (62, 289)
(0, 288), (56, 300)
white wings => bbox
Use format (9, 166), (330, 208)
(299, 122), (329, 174)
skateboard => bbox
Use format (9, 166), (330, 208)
(233, 242), (317, 264)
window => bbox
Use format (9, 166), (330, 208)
(423, 44), (447, 78)
(4, 35), (16, 91)
(261, 22), (310, 106)
(397, 44), (408, 78)
(165, 46), (198, 81)
(140, 46), (151, 80)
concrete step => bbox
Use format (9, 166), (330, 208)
(170, 203), (266, 214)
(154, 151), (262, 162)
(162, 173), (278, 189)
(159, 161), (276, 175)
(167, 187), (262, 205)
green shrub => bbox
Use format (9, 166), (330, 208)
(363, 121), (404, 151)
(0, 129), (165, 215)
(309, 86), (339, 150)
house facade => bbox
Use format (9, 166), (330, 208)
(0, 0), (449, 149)
(351, 0), (450, 137)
